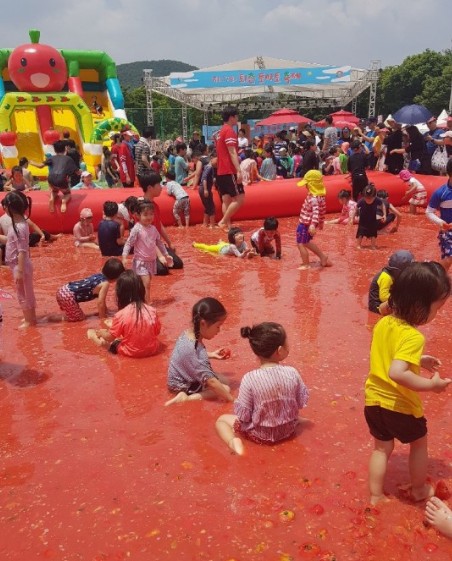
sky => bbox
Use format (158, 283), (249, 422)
(1, 0), (451, 71)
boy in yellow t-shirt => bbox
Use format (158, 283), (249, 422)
(364, 262), (451, 505)
(368, 250), (414, 315)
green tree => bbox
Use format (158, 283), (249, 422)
(377, 49), (451, 116)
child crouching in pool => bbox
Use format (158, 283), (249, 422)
(165, 297), (234, 406)
(216, 322), (309, 456)
(87, 270), (161, 357)
(51, 258), (124, 322)
(325, 189), (358, 225)
(193, 227), (256, 258)
(250, 216), (282, 258)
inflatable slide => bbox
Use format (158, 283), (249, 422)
(0, 29), (135, 177)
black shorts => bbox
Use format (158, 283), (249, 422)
(364, 405), (427, 444)
(351, 173), (368, 200)
(216, 174), (244, 198)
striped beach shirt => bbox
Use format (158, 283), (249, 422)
(234, 365), (309, 443)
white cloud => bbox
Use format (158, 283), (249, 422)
(1, 0), (450, 70)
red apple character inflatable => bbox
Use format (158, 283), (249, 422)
(8, 29), (67, 92)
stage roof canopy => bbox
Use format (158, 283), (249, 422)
(146, 56), (377, 111)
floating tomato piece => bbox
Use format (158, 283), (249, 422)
(435, 480), (451, 500)
(318, 553), (337, 561)
(424, 543), (438, 553)
(279, 509), (295, 523)
(310, 504), (325, 515)
(298, 542), (320, 556)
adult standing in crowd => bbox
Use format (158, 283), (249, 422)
(134, 126), (155, 181)
(301, 140), (319, 177)
(432, 116), (452, 159)
(360, 117), (378, 169)
(188, 130), (201, 154)
(422, 116), (444, 175)
(322, 115), (338, 152)
(216, 106), (245, 230)
(117, 130), (136, 187)
(384, 118), (404, 174)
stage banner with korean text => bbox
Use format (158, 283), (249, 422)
(170, 66), (351, 90)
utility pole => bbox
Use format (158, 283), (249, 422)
(449, 40), (452, 113)
(143, 69), (154, 126)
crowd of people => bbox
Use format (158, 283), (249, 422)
(1, 106), (452, 540)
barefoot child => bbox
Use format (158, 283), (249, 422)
(87, 270), (161, 357)
(139, 172), (183, 274)
(165, 171), (191, 228)
(165, 297), (234, 405)
(250, 216), (282, 258)
(376, 190), (402, 234)
(54, 258), (124, 322)
(426, 158), (452, 271)
(39, 140), (79, 213)
(352, 183), (385, 249)
(122, 201), (173, 303)
(296, 170), (332, 269)
(368, 249), (414, 315)
(193, 227), (256, 258)
(399, 170), (427, 215)
(425, 497), (452, 538)
(325, 189), (358, 225)
(364, 261), (451, 505)
(216, 322), (309, 455)
(73, 208), (99, 249)
(3, 192), (36, 327)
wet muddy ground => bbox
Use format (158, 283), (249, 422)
(1, 209), (451, 560)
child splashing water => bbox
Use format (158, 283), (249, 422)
(122, 201), (173, 304)
(165, 297), (234, 406)
(193, 227), (256, 258)
(364, 262), (451, 505)
(216, 322), (309, 456)
(4, 192), (36, 327)
(87, 270), (161, 357)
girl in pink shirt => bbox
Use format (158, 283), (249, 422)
(122, 201), (173, 303)
(325, 189), (358, 225)
(87, 270), (161, 357)
(3, 191), (36, 327)
(216, 322), (309, 456)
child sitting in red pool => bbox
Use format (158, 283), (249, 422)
(216, 322), (309, 455)
(87, 270), (161, 357)
(165, 297), (233, 406)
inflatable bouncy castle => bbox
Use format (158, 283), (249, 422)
(0, 29), (135, 176)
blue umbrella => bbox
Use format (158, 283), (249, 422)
(392, 104), (432, 125)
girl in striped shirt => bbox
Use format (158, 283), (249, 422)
(216, 322), (309, 456)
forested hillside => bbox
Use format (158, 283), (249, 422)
(117, 60), (198, 88)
